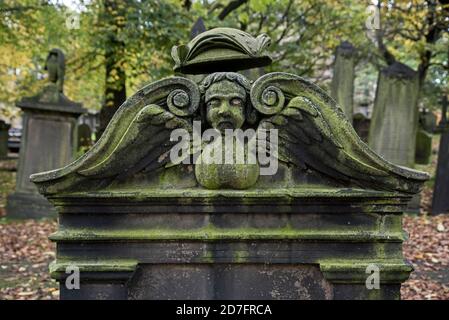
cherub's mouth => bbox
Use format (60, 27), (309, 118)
(217, 121), (235, 130)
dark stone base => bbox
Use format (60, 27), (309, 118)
(128, 264), (332, 300)
(47, 189), (413, 300)
(6, 191), (57, 219)
(55, 263), (404, 300)
(60, 283), (127, 300)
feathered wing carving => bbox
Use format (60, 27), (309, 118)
(31, 77), (200, 183)
(251, 72), (428, 193)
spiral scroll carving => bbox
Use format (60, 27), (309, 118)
(251, 83), (285, 115)
(167, 89), (194, 116)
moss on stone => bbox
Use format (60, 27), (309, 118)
(50, 224), (405, 242)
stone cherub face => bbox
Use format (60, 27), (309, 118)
(201, 73), (251, 133)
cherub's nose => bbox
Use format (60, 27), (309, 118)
(217, 103), (231, 116)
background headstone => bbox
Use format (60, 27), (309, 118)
(6, 49), (85, 218)
(368, 62), (420, 168)
(368, 62), (420, 213)
(415, 128), (432, 165)
(330, 41), (356, 122)
(415, 109), (436, 165)
(0, 120), (10, 159)
(420, 109), (437, 133)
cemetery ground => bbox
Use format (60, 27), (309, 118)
(0, 142), (448, 300)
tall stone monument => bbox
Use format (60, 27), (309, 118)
(32, 29), (427, 300)
(368, 62), (421, 213)
(7, 49), (85, 218)
(432, 95), (449, 215)
(330, 41), (356, 122)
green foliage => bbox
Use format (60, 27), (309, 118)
(0, 0), (447, 120)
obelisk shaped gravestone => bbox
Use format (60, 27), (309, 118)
(432, 95), (449, 215)
(330, 41), (356, 122)
(369, 62), (420, 168)
(6, 49), (85, 218)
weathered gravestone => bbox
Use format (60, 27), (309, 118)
(0, 120), (10, 159)
(432, 95), (449, 215)
(368, 62), (421, 214)
(368, 62), (420, 168)
(415, 109), (436, 165)
(420, 109), (437, 133)
(330, 41), (356, 123)
(415, 129), (432, 165)
(6, 49), (85, 218)
(32, 28), (428, 300)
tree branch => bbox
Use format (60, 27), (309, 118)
(218, 0), (248, 20)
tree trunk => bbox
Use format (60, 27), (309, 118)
(98, 0), (127, 138)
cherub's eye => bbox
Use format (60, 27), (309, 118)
(207, 98), (219, 107)
(230, 98), (243, 106)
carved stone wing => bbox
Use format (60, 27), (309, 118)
(251, 72), (428, 193)
(31, 77), (200, 184)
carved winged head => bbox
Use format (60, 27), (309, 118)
(200, 72), (257, 132)
(30, 29), (429, 195)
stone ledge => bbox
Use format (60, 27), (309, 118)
(49, 227), (406, 242)
(46, 188), (410, 214)
(319, 259), (413, 284)
(50, 260), (137, 281)
(49, 258), (412, 285)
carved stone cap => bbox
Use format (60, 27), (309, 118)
(172, 27), (272, 74)
(336, 41), (356, 58)
(16, 83), (85, 115)
(382, 61), (417, 80)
